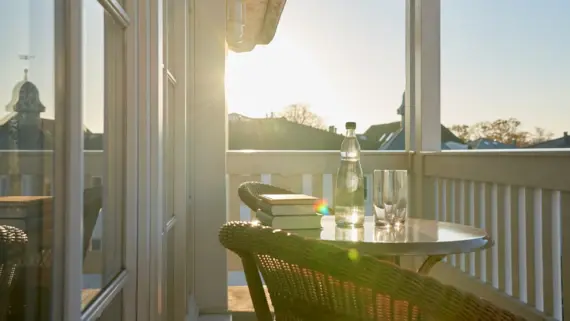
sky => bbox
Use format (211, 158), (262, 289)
(226, 0), (570, 135)
(0, 1), (568, 136)
(0, 0), (105, 133)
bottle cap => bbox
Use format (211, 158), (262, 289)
(345, 122), (356, 129)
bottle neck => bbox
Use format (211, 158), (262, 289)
(345, 129), (356, 137)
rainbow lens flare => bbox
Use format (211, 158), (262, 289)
(314, 199), (330, 215)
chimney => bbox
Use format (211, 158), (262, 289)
(328, 125), (335, 133)
(564, 131), (568, 144)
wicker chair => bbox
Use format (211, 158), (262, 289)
(0, 226), (28, 321)
(238, 181), (333, 214)
(219, 221), (526, 321)
(7, 186), (102, 320)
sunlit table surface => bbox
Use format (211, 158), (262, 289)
(271, 215), (493, 274)
(318, 215), (492, 257)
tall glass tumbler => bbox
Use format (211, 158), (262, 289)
(373, 170), (408, 227)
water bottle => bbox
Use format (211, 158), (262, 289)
(334, 122), (365, 227)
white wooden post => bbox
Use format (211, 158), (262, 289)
(405, 0), (441, 222)
(189, 0), (228, 313)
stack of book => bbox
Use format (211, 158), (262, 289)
(255, 193), (323, 236)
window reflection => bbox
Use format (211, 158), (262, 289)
(81, 0), (126, 310)
(0, 0), (56, 319)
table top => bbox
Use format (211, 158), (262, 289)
(0, 196), (52, 204)
(295, 216), (492, 257)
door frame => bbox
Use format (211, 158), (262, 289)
(139, 0), (190, 320)
(55, 0), (139, 320)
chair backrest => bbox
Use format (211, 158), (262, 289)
(238, 181), (295, 212)
(219, 221), (526, 321)
(0, 225), (28, 320)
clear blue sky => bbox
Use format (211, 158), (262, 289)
(226, 0), (570, 136)
(1, 1), (568, 136)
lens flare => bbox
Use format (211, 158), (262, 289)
(314, 199), (330, 215)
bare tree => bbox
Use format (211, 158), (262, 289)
(528, 126), (554, 145)
(280, 103), (325, 129)
(450, 124), (470, 142)
(450, 118), (532, 146)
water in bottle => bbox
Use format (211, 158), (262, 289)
(334, 122), (365, 227)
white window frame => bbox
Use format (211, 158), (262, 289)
(405, 0), (441, 221)
(188, 0), (228, 314)
(53, 0), (138, 320)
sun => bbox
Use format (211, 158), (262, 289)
(224, 38), (329, 118)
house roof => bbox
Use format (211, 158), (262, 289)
(527, 132), (570, 148)
(362, 121), (402, 146)
(468, 138), (516, 149)
(226, 0), (287, 52)
(362, 122), (464, 150)
(229, 117), (379, 150)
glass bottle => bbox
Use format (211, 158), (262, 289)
(334, 122), (365, 227)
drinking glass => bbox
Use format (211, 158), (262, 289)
(373, 170), (408, 226)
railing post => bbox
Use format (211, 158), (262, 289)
(405, 0), (441, 221)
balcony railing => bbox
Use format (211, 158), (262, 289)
(2, 149), (569, 319)
(226, 149), (570, 320)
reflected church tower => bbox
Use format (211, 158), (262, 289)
(2, 69), (47, 195)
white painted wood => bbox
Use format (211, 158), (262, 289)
(226, 151), (408, 175)
(322, 174), (333, 206)
(518, 187), (528, 303)
(189, 0), (228, 312)
(551, 191), (562, 320)
(559, 192), (570, 321)
(302, 174), (313, 195)
(458, 180), (466, 271)
(147, 0), (166, 319)
(170, 0), (190, 319)
(478, 183), (487, 283)
(260, 174), (271, 184)
(504, 185), (513, 296)
(60, 0), (84, 319)
(431, 263), (557, 321)
(423, 151), (570, 193)
(122, 0), (139, 317)
(533, 189), (544, 311)
(468, 181), (476, 277)
(134, 0), (153, 319)
(447, 180), (456, 266)
(187, 294), (200, 321)
(491, 184), (499, 289)
(405, 0), (441, 152)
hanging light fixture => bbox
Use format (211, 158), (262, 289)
(227, 0), (246, 44)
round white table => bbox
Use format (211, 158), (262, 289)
(313, 216), (491, 274)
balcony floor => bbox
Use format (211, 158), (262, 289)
(228, 286), (271, 321)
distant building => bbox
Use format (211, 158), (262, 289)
(0, 70), (102, 196)
(467, 138), (516, 150)
(359, 93), (464, 150)
(0, 69), (102, 151)
(229, 114), (378, 150)
(527, 132), (570, 148)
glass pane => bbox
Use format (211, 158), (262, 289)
(82, 0), (126, 309)
(0, 0), (56, 320)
